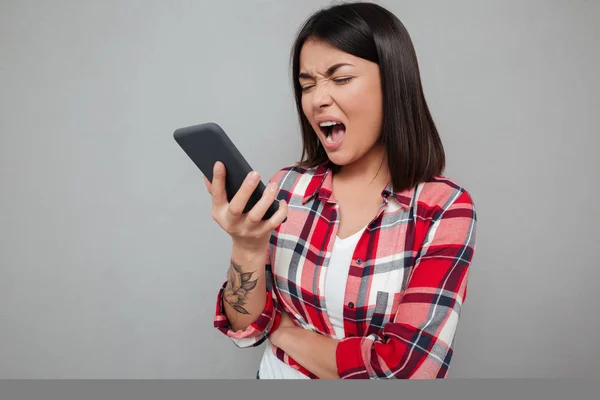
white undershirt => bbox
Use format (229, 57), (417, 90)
(258, 225), (366, 379)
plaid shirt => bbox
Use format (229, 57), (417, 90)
(214, 163), (477, 379)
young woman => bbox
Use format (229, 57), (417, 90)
(206, 2), (477, 379)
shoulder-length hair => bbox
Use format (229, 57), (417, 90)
(290, 2), (445, 191)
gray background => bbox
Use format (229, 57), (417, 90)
(1, 0), (598, 379)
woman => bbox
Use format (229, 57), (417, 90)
(207, 2), (477, 379)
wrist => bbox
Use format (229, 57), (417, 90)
(231, 242), (268, 265)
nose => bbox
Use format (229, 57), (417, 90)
(311, 82), (333, 109)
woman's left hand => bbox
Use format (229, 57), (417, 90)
(271, 311), (297, 347)
(279, 311), (296, 329)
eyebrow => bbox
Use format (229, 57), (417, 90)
(298, 63), (354, 80)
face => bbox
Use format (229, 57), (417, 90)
(298, 38), (384, 167)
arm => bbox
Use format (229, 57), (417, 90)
(222, 245), (269, 332)
(214, 242), (283, 348)
(209, 162), (288, 347)
(270, 312), (340, 379)
(273, 189), (477, 379)
(335, 189), (477, 379)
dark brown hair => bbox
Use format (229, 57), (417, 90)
(290, 2), (445, 191)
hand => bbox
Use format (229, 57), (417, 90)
(270, 310), (297, 347)
(278, 310), (296, 329)
(204, 161), (288, 253)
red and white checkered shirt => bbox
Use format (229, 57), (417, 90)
(214, 163), (477, 379)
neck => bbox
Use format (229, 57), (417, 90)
(335, 143), (390, 189)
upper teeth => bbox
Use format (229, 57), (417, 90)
(319, 121), (340, 127)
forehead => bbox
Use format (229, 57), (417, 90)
(299, 39), (360, 71)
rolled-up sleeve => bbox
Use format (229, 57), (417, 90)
(336, 189), (477, 379)
(213, 240), (282, 348)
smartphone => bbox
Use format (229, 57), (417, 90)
(173, 122), (284, 222)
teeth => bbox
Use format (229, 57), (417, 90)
(319, 121), (339, 127)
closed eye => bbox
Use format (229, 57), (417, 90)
(333, 77), (353, 84)
(300, 77), (354, 93)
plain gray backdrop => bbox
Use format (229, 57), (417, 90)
(1, 0), (599, 379)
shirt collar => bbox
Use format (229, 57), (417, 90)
(302, 163), (415, 210)
(301, 163), (332, 205)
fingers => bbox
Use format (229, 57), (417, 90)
(258, 199), (288, 235)
(208, 161), (289, 238)
(278, 308), (295, 328)
(210, 162), (228, 207)
(246, 181), (280, 223)
(228, 170), (260, 216)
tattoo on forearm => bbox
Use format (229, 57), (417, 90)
(224, 259), (258, 315)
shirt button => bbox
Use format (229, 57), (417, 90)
(348, 302), (354, 309)
(356, 258), (362, 265)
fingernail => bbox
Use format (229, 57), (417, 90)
(269, 182), (278, 192)
(249, 171), (259, 183)
(214, 162), (223, 173)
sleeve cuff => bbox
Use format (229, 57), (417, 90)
(336, 336), (372, 379)
(213, 280), (280, 347)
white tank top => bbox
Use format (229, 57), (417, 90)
(258, 225), (366, 379)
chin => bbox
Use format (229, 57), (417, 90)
(324, 151), (354, 167)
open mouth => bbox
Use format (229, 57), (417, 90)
(319, 121), (346, 144)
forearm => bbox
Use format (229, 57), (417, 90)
(274, 327), (340, 379)
(223, 244), (268, 332)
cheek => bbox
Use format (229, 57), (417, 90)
(301, 95), (312, 120)
(342, 83), (383, 132)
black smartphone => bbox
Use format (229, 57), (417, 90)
(173, 122), (284, 222)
